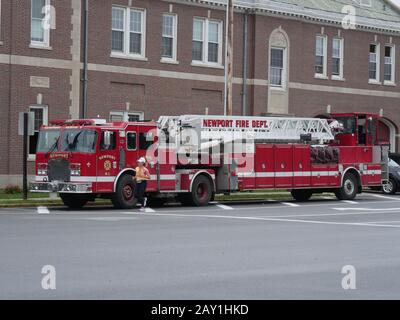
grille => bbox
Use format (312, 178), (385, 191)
(48, 159), (71, 182)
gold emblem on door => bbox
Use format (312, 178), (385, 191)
(104, 160), (112, 171)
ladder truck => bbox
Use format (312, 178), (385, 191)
(30, 112), (389, 209)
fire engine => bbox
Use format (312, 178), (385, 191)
(30, 112), (389, 209)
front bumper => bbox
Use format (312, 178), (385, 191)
(29, 181), (93, 193)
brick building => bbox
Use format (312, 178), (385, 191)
(1, 0), (400, 186)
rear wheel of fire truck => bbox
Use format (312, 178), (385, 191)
(60, 194), (89, 209)
(112, 174), (138, 209)
(335, 172), (358, 200)
(291, 189), (313, 202)
(190, 175), (213, 206)
(178, 175), (213, 207)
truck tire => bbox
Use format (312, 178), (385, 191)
(335, 172), (358, 200)
(111, 174), (137, 209)
(291, 189), (313, 202)
(60, 194), (89, 209)
(190, 175), (213, 206)
(383, 178), (397, 195)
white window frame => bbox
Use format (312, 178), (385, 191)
(111, 6), (147, 60)
(332, 37), (344, 80)
(269, 47), (287, 89)
(28, 105), (48, 159)
(191, 17), (223, 68)
(161, 13), (178, 64)
(384, 44), (395, 85)
(369, 43), (381, 84)
(315, 35), (328, 79)
(30, 0), (51, 48)
(110, 111), (144, 122)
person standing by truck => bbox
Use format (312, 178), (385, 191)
(135, 157), (151, 211)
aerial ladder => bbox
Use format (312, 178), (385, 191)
(158, 115), (336, 154)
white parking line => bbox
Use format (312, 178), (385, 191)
(342, 200), (358, 205)
(369, 194), (400, 201)
(281, 202), (300, 207)
(334, 207), (400, 212)
(124, 211), (400, 229)
(37, 206), (50, 214)
(85, 217), (139, 221)
(216, 204), (234, 210)
(363, 220), (400, 225)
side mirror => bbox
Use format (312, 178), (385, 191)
(103, 131), (112, 148)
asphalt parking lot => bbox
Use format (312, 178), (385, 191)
(1, 192), (400, 299)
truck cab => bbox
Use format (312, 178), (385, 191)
(331, 113), (379, 147)
(30, 119), (159, 208)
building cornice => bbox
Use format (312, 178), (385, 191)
(169, 0), (400, 34)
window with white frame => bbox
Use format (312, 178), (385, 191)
(315, 35), (327, 77)
(31, 0), (50, 46)
(29, 106), (48, 156)
(110, 111), (144, 122)
(161, 14), (177, 61)
(111, 6), (146, 58)
(270, 48), (285, 87)
(384, 45), (395, 84)
(192, 18), (222, 65)
(369, 43), (380, 82)
(332, 38), (344, 79)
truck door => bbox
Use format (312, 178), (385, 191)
(97, 130), (119, 192)
(137, 126), (175, 191)
(125, 128), (139, 169)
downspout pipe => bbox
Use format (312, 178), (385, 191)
(82, 0), (89, 119)
(241, 11), (248, 116)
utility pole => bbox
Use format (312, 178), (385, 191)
(227, 0), (234, 116)
(82, 0), (89, 119)
(22, 113), (28, 200)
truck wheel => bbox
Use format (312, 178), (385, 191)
(335, 172), (358, 200)
(112, 174), (137, 209)
(190, 175), (213, 206)
(383, 178), (397, 195)
(60, 194), (89, 209)
(291, 190), (313, 202)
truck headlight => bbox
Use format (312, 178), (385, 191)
(70, 164), (81, 176)
(37, 163), (48, 176)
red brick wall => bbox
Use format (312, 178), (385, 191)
(1, 0), (400, 180)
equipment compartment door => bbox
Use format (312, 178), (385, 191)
(274, 145), (294, 188)
(255, 145), (274, 188)
(293, 145), (311, 187)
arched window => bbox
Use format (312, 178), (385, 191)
(269, 29), (289, 89)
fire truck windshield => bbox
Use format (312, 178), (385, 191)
(61, 129), (98, 153)
(334, 117), (356, 134)
(37, 129), (61, 153)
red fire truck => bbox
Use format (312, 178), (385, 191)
(30, 112), (389, 209)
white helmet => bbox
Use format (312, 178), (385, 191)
(137, 157), (146, 163)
